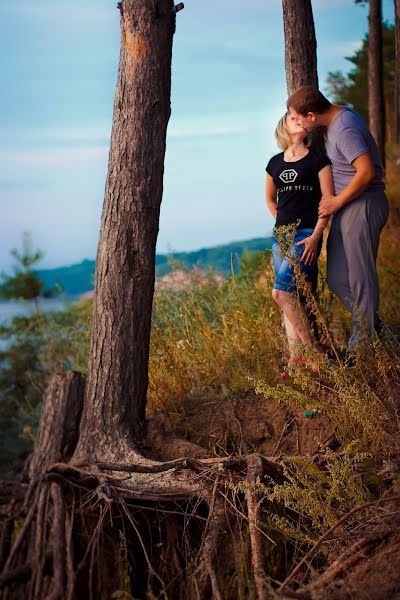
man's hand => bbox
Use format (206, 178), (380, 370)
(318, 194), (342, 218)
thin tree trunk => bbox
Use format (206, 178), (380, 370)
(395, 0), (400, 143)
(282, 0), (318, 96)
(368, 0), (386, 166)
(73, 0), (176, 463)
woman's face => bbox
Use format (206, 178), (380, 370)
(285, 113), (306, 136)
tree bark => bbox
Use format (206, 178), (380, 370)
(73, 0), (176, 462)
(281, 0), (323, 300)
(282, 0), (324, 156)
(282, 0), (318, 96)
(24, 371), (85, 481)
(394, 0), (400, 143)
(368, 0), (386, 166)
(246, 455), (268, 600)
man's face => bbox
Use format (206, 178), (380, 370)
(288, 107), (317, 132)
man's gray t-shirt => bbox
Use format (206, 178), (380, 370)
(325, 107), (385, 194)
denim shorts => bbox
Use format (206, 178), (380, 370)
(272, 227), (322, 293)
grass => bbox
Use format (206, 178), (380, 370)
(1, 151), (399, 576)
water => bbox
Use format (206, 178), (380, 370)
(0, 297), (77, 352)
(0, 298), (75, 324)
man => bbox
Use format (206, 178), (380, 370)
(287, 86), (389, 353)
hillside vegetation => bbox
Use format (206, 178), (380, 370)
(32, 237), (273, 297)
(0, 150), (399, 597)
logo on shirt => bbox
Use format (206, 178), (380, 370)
(279, 169), (298, 183)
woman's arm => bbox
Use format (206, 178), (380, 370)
(296, 165), (333, 265)
(265, 173), (277, 218)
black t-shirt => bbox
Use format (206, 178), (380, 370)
(265, 150), (331, 228)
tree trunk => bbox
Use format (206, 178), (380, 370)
(368, 0), (386, 166)
(282, 0), (318, 96)
(23, 372), (85, 481)
(73, 0), (176, 463)
(282, 0), (324, 159)
(394, 0), (400, 144)
(281, 0), (323, 316)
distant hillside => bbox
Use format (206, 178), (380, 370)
(36, 237), (272, 297)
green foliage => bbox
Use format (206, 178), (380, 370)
(0, 313), (45, 478)
(254, 332), (400, 458)
(0, 299), (92, 478)
(148, 257), (280, 413)
(236, 248), (271, 282)
(325, 23), (395, 125)
(0, 232), (60, 303)
(0, 235), (92, 477)
(34, 238), (273, 297)
(232, 445), (374, 565)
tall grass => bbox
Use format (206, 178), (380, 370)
(147, 264), (282, 414)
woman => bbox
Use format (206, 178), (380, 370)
(265, 112), (334, 367)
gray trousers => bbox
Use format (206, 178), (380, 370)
(327, 189), (389, 350)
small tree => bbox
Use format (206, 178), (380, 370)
(0, 232), (59, 310)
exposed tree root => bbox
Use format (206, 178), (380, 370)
(2, 372), (400, 599)
(190, 476), (225, 600)
(246, 455), (268, 600)
(0, 450), (285, 599)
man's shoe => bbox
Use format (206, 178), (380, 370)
(374, 314), (384, 338)
(330, 348), (356, 367)
(343, 351), (356, 368)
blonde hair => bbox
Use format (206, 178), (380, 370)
(274, 113), (311, 151)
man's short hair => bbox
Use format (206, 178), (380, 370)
(287, 85), (331, 116)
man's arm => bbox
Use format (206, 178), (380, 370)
(318, 152), (376, 219)
(296, 165), (332, 265)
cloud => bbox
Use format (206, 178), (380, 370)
(0, 126), (111, 146)
(318, 40), (363, 65)
(0, 145), (109, 181)
(167, 125), (251, 140)
(336, 40), (363, 56)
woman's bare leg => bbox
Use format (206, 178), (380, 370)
(273, 289), (315, 349)
(283, 313), (301, 358)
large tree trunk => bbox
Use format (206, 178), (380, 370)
(394, 0), (400, 144)
(368, 0), (386, 166)
(73, 0), (176, 463)
(282, 0), (318, 96)
(282, 0), (322, 327)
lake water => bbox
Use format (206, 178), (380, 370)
(0, 298), (76, 324)
(0, 298), (78, 352)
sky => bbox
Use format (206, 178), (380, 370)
(0, 0), (395, 271)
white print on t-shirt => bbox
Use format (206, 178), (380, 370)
(279, 169), (298, 183)
(277, 185), (314, 194)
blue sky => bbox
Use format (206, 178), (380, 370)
(0, 0), (395, 271)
